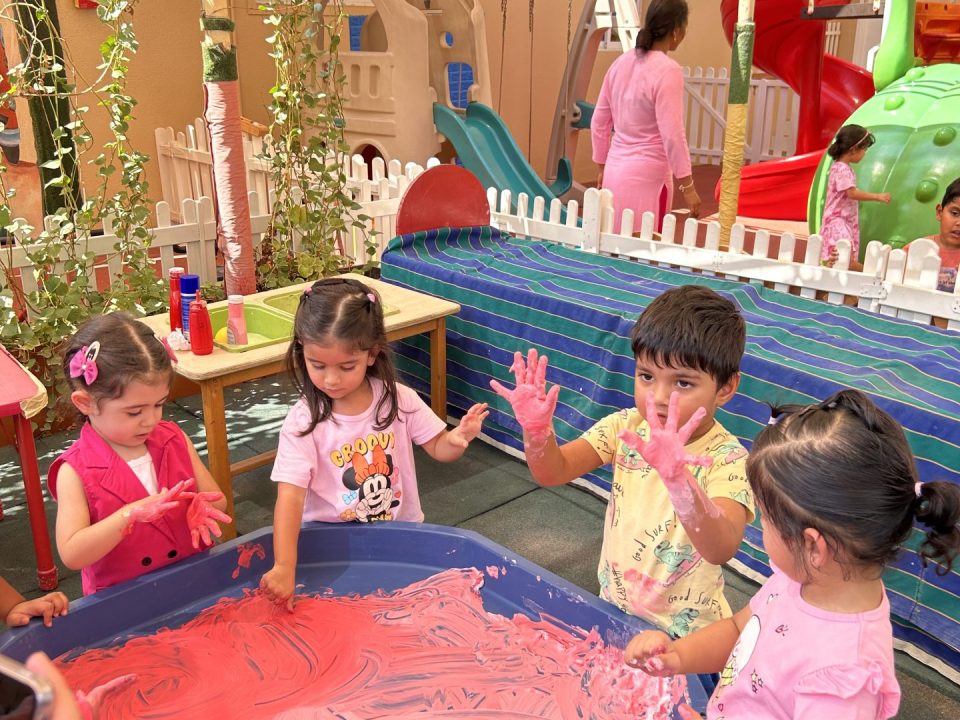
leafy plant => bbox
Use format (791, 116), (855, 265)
(0, 0), (164, 428)
(256, 0), (375, 290)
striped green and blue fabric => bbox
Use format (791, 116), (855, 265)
(380, 225), (960, 676)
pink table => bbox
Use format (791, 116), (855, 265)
(0, 346), (58, 590)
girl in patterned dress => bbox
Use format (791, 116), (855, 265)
(820, 125), (891, 266)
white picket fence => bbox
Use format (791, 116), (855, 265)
(154, 118), (408, 224)
(6, 157), (958, 331)
(1, 160), (430, 320)
(485, 187), (960, 332)
(684, 66), (800, 166)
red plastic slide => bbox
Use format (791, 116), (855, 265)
(716, 0), (875, 220)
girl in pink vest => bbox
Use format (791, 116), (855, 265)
(49, 313), (230, 595)
(624, 389), (960, 719)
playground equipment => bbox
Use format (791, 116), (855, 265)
(340, 0), (491, 167)
(545, 1), (641, 201)
(432, 102), (574, 222)
(809, 1), (960, 252)
(717, 0), (876, 221)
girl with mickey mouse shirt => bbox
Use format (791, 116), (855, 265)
(259, 278), (488, 609)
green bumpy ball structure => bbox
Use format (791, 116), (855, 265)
(808, 64), (960, 258)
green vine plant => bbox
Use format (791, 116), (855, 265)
(0, 0), (164, 429)
(257, 0), (375, 290)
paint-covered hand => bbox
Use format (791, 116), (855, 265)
(489, 349), (560, 439)
(447, 402), (489, 448)
(619, 392), (713, 484)
(624, 630), (683, 677)
(120, 480), (192, 537)
(185, 491), (231, 549)
(5, 591), (69, 628)
(260, 564), (296, 612)
(75, 673), (137, 719)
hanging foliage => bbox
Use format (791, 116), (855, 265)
(256, 0), (372, 289)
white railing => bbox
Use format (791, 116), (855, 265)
(11, 160), (955, 330)
(825, 20), (842, 56)
(155, 118), (410, 223)
(484, 187), (960, 332)
(1, 163), (425, 321)
(684, 66), (799, 166)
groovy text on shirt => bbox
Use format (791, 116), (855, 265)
(330, 432), (396, 468)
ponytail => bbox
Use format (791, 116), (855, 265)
(635, 0), (689, 55)
(635, 28), (654, 53)
(915, 481), (960, 575)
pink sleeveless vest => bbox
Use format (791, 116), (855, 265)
(48, 421), (201, 595)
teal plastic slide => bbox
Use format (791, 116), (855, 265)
(434, 102), (572, 222)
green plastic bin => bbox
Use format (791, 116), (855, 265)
(208, 304), (293, 353)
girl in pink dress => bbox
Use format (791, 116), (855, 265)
(623, 389), (960, 719)
(820, 125), (891, 265)
(591, 0), (699, 233)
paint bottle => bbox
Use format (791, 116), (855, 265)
(226, 295), (248, 346)
(168, 267), (184, 332)
(179, 274), (200, 340)
(188, 294), (213, 356)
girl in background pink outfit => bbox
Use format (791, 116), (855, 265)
(625, 389), (960, 719)
(591, 0), (699, 233)
(820, 124), (891, 266)
(50, 313), (229, 595)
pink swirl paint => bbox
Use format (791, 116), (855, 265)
(57, 569), (687, 718)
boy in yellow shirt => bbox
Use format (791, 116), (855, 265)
(491, 285), (754, 639)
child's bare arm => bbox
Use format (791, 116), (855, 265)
(847, 188), (891, 203)
(625, 604), (750, 675)
(620, 393), (747, 565)
(184, 436), (227, 512)
(260, 482), (307, 610)
(524, 435), (603, 487)
(490, 349), (603, 486)
(422, 403), (490, 462)
(0, 576), (25, 623)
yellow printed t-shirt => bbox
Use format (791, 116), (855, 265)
(582, 408), (754, 637)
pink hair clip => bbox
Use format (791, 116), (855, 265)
(69, 342), (101, 385)
(366, 292), (376, 304)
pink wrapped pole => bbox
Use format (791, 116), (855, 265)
(204, 80), (256, 295)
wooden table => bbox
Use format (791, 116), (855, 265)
(0, 346), (58, 589)
(141, 274), (460, 538)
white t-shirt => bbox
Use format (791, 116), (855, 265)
(272, 378), (446, 523)
(127, 453), (158, 495)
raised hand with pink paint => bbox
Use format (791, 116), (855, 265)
(619, 392), (720, 525)
(489, 349), (560, 441)
(185, 489), (232, 549)
(120, 479), (192, 537)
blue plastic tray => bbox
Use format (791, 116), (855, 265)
(0, 523), (707, 712)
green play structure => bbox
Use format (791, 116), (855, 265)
(808, 0), (960, 254)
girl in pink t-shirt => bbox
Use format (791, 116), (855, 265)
(820, 125), (891, 265)
(625, 389), (960, 719)
(259, 278), (489, 609)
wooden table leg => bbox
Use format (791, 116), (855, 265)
(429, 318), (447, 418)
(14, 413), (58, 590)
(199, 379), (237, 539)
